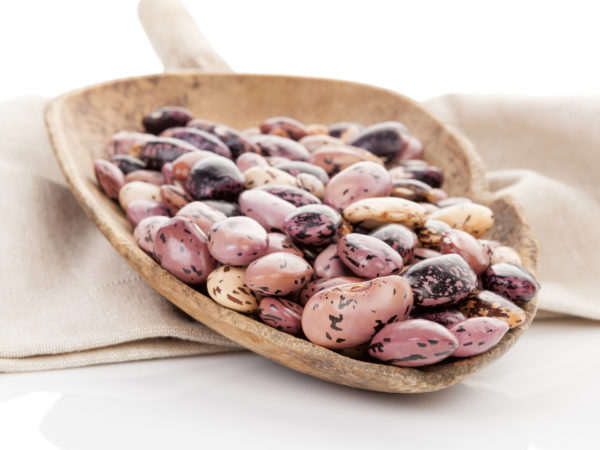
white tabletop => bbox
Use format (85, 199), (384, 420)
(2, 318), (599, 450)
(2, 2), (599, 449)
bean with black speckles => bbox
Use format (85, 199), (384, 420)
(176, 201), (227, 234)
(118, 181), (161, 210)
(202, 200), (241, 217)
(133, 215), (170, 256)
(161, 162), (176, 185)
(403, 254), (478, 307)
(298, 276), (363, 306)
(328, 122), (364, 142)
(402, 165), (444, 188)
(348, 122), (408, 162)
(125, 170), (165, 186)
(309, 144), (383, 176)
(256, 184), (321, 207)
(302, 275), (413, 349)
(243, 166), (298, 189)
(239, 189), (296, 232)
(324, 161), (392, 212)
(142, 106), (193, 134)
(160, 184), (193, 216)
(206, 265), (259, 312)
(299, 134), (344, 153)
(244, 252), (313, 296)
(160, 127), (231, 158)
(258, 297), (304, 335)
(132, 137), (200, 170)
(187, 119), (261, 159)
(428, 203), (494, 238)
(94, 159), (125, 200)
(274, 161), (329, 184)
(482, 262), (540, 302)
(110, 154), (146, 174)
(391, 178), (435, 202)
(248, 134), (310, 161)
(171, 150), (223, 182)
(107, 131), (153, 156)
(448, 317), (509, 357)
(126, 199), (169, 228)
(265, 232), (304, 257)
(153, 217), (216, 284)
(368, 319), (458, 367)
(337, 233), (404, 278)
(185, 157), (245, 201)
(207, 216), (269, 266)
(416, 219), (452, 249)
(259, 116), (309, 141)
(459, 290), (526, 329)
(369, 224), (418, 264)
(410, 308), (467, 326)
(236, 152), (269, 173)
(440, 229), (490, 275)
(283, 204), (343, 247)
(295, 173), (326, 199)
(313, 244), (354, 279)
(306, 124), (329, 135)
(343, 197), (427, 230)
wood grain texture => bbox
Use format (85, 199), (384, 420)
(44, 72), (538, 393)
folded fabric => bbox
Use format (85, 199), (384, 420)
(1, 93), (597, 373)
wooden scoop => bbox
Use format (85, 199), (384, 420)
(44, 0), (538, 393)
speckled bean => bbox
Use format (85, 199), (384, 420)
(274, 160), (329, 184)
(337, 233), (404, 278)
(299, 134), (344, 153)
(369, 224), (418, 264)
(256, 184), (321, 207)
(428, 203), (494, 238)
(324, 161), (392, 212)
(313, 244), (354, 279)
(243, 166), (298, 189)
(154, 217), (216, 284)
(118, 181), (161, 210)
(133, 215), (170, 255)
(440, 229), (490, 275)
(132, 137), (200, 170)
(413, 248), (442, 261)
(368, 319), (458, 366)
(125, 170), (165, 186)
(459, 290), (526, 329)
(185, 157), (245, 200)
(302, 275), (413, 349)
(283, 204), (342, 247)
(206, 265), (259, 312)
(295, 173), (326, 199)
(265, 232), (304, 257)
(142, 106), (193, 134)
(348, 122), (408, 161)
(244, 252), (313, 296)
(176, 201), (227, 234)
(239, 189), (297, 232)
(343, 197), (427, 229)
(171, 150), (223, 181)
(107, 131), (153, 156)
(259, 116), (309, 140)
(309, 144), (383, 176)
(391, 179), (435, 202)
(248, 134), (310, 161)
(187, 119), (261, 159)
(258, 297), (304, 335)
(416, 219), (452, 249)
(448, 317), (509, 357)
(235, 152), (269, 173)
(482, 263), (540, 302)
(94, 159), (125, 200)
(328, 122), (365, 142)
(207, 216), (268, 265)
(411, 308), (467, 326)
(298, 276), (363, 306)
(160, 184), (193, 216)
(110, 154), (146, 174)
(160, 127), (232, 158)
(126, 199), (169, 228)
(403, 254), (478, 307)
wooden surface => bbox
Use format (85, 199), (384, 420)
(44, 72), (538, 393)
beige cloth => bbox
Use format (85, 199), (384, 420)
(0, 94), (598, 373)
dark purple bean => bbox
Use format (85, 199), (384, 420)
(142, 106), (193, 135)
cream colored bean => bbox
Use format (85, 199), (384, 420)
(343, 197), (427, 229)
(118, 181), (161, 210)
(206, 265), (260, 312)
(243, 166), (298, 189)
(428, 203), (494, 238)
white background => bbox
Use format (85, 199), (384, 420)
(1, 1), (600, 449)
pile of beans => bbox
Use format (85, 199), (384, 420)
(94, 106), (540, 367)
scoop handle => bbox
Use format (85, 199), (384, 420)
(138, 0), (232, 73)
